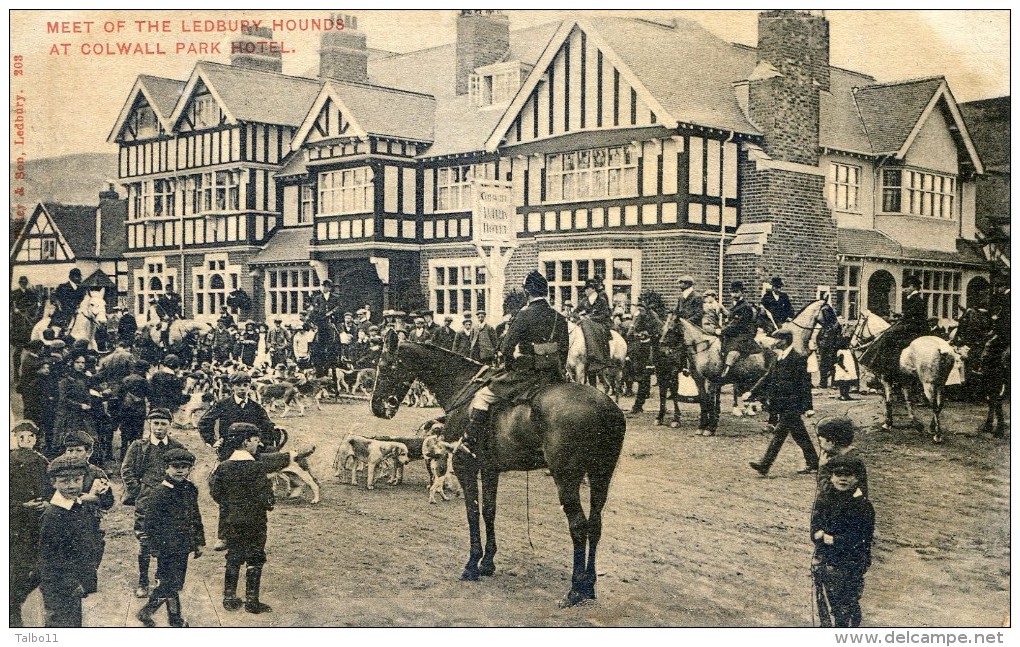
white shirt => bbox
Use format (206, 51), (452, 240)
(227, 449), (255, 462)
(681, 286), (694, 299)
(50, 490), (82, 510)
(149, 435), (169, 446)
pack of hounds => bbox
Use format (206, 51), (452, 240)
(179, 360), (437, 425)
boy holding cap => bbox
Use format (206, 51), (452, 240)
(810, 454), (875, 627)
(210, 422), (277, 614)
(136, 447), (204, 628)
(121, 407), (185, 598)
(38, 454), (105, 627)
(10, 421), (52, 626)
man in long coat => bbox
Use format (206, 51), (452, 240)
(859, 275), (929, 381)
(52, 269), (86, 332)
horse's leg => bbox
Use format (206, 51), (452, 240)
(580, 472), (612, 602)
(656, 375), (667, 426)
(454, 458), (483, 581)
(669, 374), (681, 429)
(921, 380), (943, 443)
(553, 473), (590, 608)
(881, 380), (894, 431)
(992, 385), (1006, 438)
(478, 468), (499, 577)
(902, 384), (922, 432)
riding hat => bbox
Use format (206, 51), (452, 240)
(164, 447), (196, 467)
(771, 277), (784, 288)
(730, 281), (745, 292)
(584, 278), (600, 290)
(47, 454), (88, 478)
(147, 408), (174, 422)
(322, 279), (334, 287)
(523, 270), (548, 296)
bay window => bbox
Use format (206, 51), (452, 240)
(546, 146), (637, 203)
(318, 167), (373, 215)
(881, 168), (956, 219)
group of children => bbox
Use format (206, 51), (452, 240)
(10, 414), (280, 628)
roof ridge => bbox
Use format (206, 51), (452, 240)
(324, 78), (435, 100)
(858, 75), (945, 91)
(138, 73), (186, 84)
(196, 60), (321, 84)
(377, 20), (565, 60)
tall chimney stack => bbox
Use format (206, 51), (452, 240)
(230, 25), (284, 73)
(749, 10), (829, 165)
(319, 13), (369, 84)
(456, 10), (510, 95)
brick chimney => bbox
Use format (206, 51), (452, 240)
(319, 14), (368, 83)
(749, 10), (829, 166)
(96, 184), (120, 257)
(727, 10), (836, 307)
(456, 10), (510, 95)
(230, 25), (283, 73)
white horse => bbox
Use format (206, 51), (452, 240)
(851, 311), (957, 443)
(565, 321), (628, 399)
(30, 301), (56, 342)
(67, 288), (109, 351)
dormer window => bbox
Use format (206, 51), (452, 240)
(132, 106), (158, 139)
(192, 94), (221, 130)
(469, 61), (528, 107)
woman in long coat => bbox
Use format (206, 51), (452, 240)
(54, 352), (98, 445)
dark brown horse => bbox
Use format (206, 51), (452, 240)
(371, 335), (626, 607)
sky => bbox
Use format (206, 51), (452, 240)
(8, 9), (1011, 161)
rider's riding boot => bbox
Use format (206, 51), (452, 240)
(463, 408), (489, 458)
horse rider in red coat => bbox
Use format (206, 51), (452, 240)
(463, 271), (569, 456)
(859, 275), (929, 382)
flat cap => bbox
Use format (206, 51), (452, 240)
(225, 422), (261, 441)
(229, 371), (252, 385)
(147, 408), (174, 421)
(826, 454), (865, 478)
(61, 430), (95, 450)
(164, 448), (196, 466)
(677, 275), (695, 284)
(47, 454), (88, 477)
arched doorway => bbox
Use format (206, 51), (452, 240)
(966, 276), (990, 310)
(867, 270), (895, 318)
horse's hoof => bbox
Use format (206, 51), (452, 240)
(479, 562), (496, 577)
(460, 568), (480, 582)
(933, 435), (944, 444)
(654, 419), (664, 426)
(701, 429), (716, 437)
(669, 420), (680, 429)
(731, 407), (743, 417)
(557, 588), (593, 608)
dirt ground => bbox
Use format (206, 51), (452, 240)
(12, 386), (1010, 628)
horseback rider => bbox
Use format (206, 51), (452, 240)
(858, 275), (929, 381)
(718, 281), (760, 380)
(627, 299), (663, 415)
(52, 268), (87, 332)
(463, 270), (569, 456)
(673, 275), (704, 325)
(571, 277), (613, 373)
(155, 285), (183, 349)
(12, 276), (39, 320)
(761, 276), (795, 326)
(972, 281), (1010, 377)
(308, 279), (342, 372)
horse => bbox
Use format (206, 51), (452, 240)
(370, 337), (626, 608)
(565, 321), (628, 398)
(653, 320), (685, 428)
(952, 309), (1009, 437)
(850, 311), (956, 443)
(674, 300), (828, 436)
(67, 288), (109, 351)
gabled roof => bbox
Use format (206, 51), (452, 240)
(290, 80), (435, 151)
(249, 226), (313, 265)
(169, 61), (321, 129)
(959, 96), (1010, 173)
(851, 76), (983, 172)
(107, 74), (186, 143)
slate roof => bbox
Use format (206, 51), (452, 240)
(195, 61), (322, 127)
(137, 75), (187, 121)
(851, 77), (945, 155)
(959, 96), (1010, 173)
(324, 80), (435, 142)
(249, 226), (314, 264)
(838, 227), (988, 267)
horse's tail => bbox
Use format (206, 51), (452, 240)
(935, 348), (955, 387)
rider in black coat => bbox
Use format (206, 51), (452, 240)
(859, 275), (928, 380)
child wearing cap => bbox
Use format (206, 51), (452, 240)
(814, 417), (869, 500)
(38, 454), (105, 627)
(210, 422), (277, 614)
(10, 421), (52, 626)
(58, 430), (114, 595)
(121, 407), (185, 599)
(136, 448), (204, 628)
(810, 454), (875, 627)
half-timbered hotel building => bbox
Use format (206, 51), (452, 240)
(109, 11), (989, 326)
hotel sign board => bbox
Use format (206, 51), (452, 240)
(471, 179), (516, 248)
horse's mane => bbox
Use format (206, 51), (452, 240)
(402, 340), (484, 369)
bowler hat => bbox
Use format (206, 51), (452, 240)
(164, 447), (196, 466)
(322, 279), (334, 286)
(146, 408), (174, 422)
(583, 278), (600, 290)
(730, 281), (745, 292)
(523, 270), (548, 296)
(47, 454), (88, 478)
(771, 277), (784, 288)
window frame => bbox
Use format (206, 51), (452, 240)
(436, 165), (473, 213)
(827, 162), (861, 213)
(545, 146), (638, 204)
(880, 168), (957, 219)
(429, 259), (488, 321)
(539, 250), (641, 312)
(318, 167), (373, 216)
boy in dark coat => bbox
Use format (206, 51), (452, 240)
(38, 454), (105, 627)
(10, 421), (52, 627)
(749, 329), (820, 476)
(137, 447), (205, 628)
(811, 455), (875, 627)
(209, 422), (277, 614)
(58, 430), (114, 594)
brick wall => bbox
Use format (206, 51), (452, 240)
(455, 12), (510, 95)
(730, 161), (837, 306)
